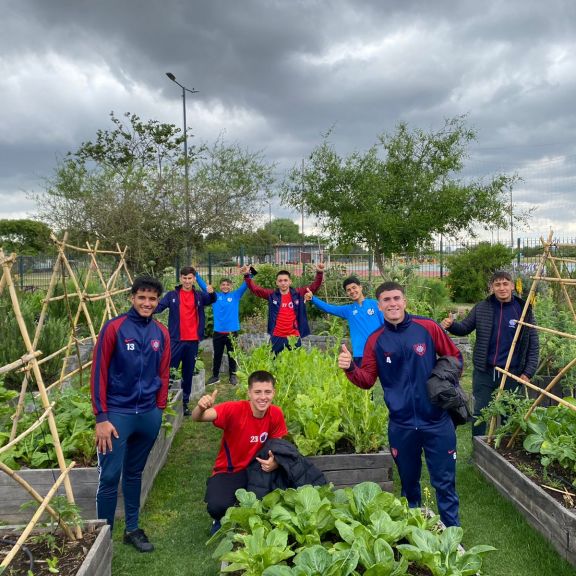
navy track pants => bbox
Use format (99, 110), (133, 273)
(388, 418), (460, 527)
(96, 408), (162, 531)
(171, 339), (199, 405)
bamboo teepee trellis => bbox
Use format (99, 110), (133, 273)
(486, 230), (576, 441)
(0, 234), (132, 570)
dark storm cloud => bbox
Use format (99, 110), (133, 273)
(2, 0), (576, 235)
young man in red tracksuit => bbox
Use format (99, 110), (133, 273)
(338, 281), (463, 527)
(91, 275), (170, 552)
(155, 266), (216, 415)
(192, 370), (288, 533)
(240, 263), (324, 355)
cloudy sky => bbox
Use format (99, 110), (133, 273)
(2, 0), (576, 240)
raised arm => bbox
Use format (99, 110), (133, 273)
(195, 271), (208, 293)
(240, 265), (273, 299)
(307, 289), (347, 318)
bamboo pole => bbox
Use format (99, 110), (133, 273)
(547, 253), (576, 321)
(549, 255), (576, 265)
(516, 321), (576, 341)
(487, 231), (554, 438)
(44, 361), (93, 393)
(0, 404), (55, 455)
(1, 258), (81, 539)
(0, 462), (77, 569)
(84, 287), (131, 301)
(529, 276), (576, 284)
(507, 356), (576, 446)
(86, 240), (116, 319)
(0, 351), (42, 375)
(496, 368), (576, 411)
(0, 462), (75, 541)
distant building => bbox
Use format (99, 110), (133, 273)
(273, 243), (325, 264)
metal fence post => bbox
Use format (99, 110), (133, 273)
(208, 253), (213, 284)
(175, 255), (180, 284)
(240, 246), (245, 267)
(517, 237), (521, 267)
(368, 252), (373, 282)
(18, 256), (24, 290)
(439, 236), (444, 280)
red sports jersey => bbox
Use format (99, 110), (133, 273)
(272, 293), (299, 337)
(211, 400), (288, 475)
(179, 289), (199, 341)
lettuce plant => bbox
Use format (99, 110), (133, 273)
(211, 482), (495, 575)
(234, 342), (388, 455)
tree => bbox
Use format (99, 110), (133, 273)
(282, 116), (520, 275)
(263, 218), (301, 243)
(0, 219), (52, 254)
(35, 113), (274, 270)
(446, 242), (515, 302)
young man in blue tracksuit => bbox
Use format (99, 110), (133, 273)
(91, 275), (170, 552)
(304, 276), (383, 365)
(338, 281), (463, 527)
(195, 271), (249, 386)
(154, 266), (216, 415)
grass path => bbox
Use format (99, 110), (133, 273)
(111, 382), (575, 575)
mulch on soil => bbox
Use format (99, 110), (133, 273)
(0, 529), (97, 576)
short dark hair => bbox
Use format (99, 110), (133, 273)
(343, 276), (361, 289)
(131, 275), (163, 296)
(248, 370), (276, 388)
(276, 270), (291, 279)
(220, 278), (232, 284)
(375, 281), (405, 299)
(180, 266), (196, 276)
(489, 270), (513, 284)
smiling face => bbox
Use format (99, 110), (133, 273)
(130, 288), (160, 318)
(377, 289), (407, 325)
(345, 282), (364, 302)
(491, 278), (514, 303)
(220, 280), (232, 294)
(275, 274), (292, 294)
(180, 273), (195, 291)
(248, 379), (275, 418)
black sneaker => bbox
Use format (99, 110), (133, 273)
(124, 528), (154, 552)
(229, 374), (238, 386)
(183, 405), (191, 417)
(206, 376), (220, 386)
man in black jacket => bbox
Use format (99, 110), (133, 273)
(441, 271), (539, 436)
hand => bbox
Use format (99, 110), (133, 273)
(255, 450), (279, 473)
(240, 264), (251, 275)
(95, 421), (119, 455)
(207, 284), (215, 293)
(519, 374), (530, 383)
(338, 344), (353, 370)
(440, 317), (453, 330)
(315, 262), (325, 272)
(197, 388), (218, 411)
(304, 288), (313, 302)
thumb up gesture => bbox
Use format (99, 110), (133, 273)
(197, 388), (218, 411)
(338, 344), (353, 370)
(304, 288), (313, 302)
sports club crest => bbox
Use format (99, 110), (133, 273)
(413, 343), (426, 356)
(151, 339), (161, 351)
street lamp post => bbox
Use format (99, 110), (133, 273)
(166, 72), (198, 264)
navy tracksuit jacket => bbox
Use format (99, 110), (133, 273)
(345, 313), (463, 526)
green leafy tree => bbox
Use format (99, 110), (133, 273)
(282, 116), (521, 275)
(0, 219), (52, 254)
(263, 218), (301, 243)
(446, 242), (515, 302)
(36, 113), (274, 270)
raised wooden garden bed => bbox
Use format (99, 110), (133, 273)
(473, 436), (576, 566)
(307, 450), (394, 492)
(0, 392), (183, 524)
(1, 520), (111, 576)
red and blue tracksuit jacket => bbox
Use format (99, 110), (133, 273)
(346, 313), (463, 428)
(244, 272), (323, 338)
(91, 307), (171, 423)
(155, 285), (215, 341)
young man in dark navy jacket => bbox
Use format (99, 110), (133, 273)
(155, 266), (216, 415)
(338, 281), (463, 527)
(91, 275), (170, 552)
(441, 270), (539, 436)
(240, 263), (324, 355)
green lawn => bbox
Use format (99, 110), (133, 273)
(111, 381), (575, 576)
